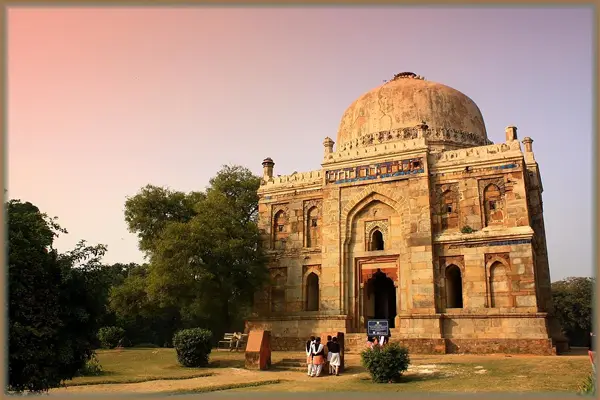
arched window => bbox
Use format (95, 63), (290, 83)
(445, 265), (463, 309)
(305, 272), (319, 311)
(273, 210), (287, 249)
(370, 229), (385, 251)
(489, 261), (509, 308)
(483, 184), (504, 227)
(441, 190), (459, 230)
(306, 207), (320, 248)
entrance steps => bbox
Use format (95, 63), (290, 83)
(274, 357), (307, 371)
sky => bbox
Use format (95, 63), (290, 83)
(7, 7), (594, 281)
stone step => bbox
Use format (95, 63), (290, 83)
(278, 361), (305, 367)
(280, 358), (305, 363)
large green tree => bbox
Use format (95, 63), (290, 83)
(119, 165), (268, 341)
(551, 276), (594, 347)
(8, 200), (107, 393)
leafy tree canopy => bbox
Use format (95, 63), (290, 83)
(8, 200), (107, 393)
(119, 165), (267, 337)
(551, 276), (594, 340)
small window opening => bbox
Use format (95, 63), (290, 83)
(371, 230), (385, 251)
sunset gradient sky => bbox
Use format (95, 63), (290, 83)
(7, 7), (594, 280)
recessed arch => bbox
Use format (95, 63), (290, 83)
(305, 272), (320, 311)
(486, 258), (511, 308)
(306, 206), (320, 248)
(483, 183), (504, 227)
(273, 209), (288, 249)
(342, 191), (403, 247)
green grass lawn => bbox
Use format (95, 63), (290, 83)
(64, 347), (593, 394)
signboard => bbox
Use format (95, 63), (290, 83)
(367, 319), (389, 337)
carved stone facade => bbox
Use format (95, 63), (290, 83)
(247, 73), (566, 355)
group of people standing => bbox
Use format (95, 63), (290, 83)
(305, 336), (341, 377)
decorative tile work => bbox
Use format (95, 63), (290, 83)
(325, 157), (425, 185)
(492, 163), (518, 170)
(448, 239), (531, 249)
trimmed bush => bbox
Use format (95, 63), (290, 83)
(172, 328), (213, 367)
(361, 342), (410, 383)
(97, 326), (126, 349)
(76, 354), (103, 377)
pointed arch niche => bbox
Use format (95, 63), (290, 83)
(485, 254), (512, 308)
(303, 265), (321, 312)
(438, 257), (465, 311)
(303, 200), (322, 249)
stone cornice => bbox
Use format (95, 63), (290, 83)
(246, 314), (351, 322)
(259, 169), (323, 193)
(324, 137), (429, 166)
(334, 126), (491, 156)
(434, 226), (535, 246)
(395, 312), (549, 319)
(429, 140), (523, 169)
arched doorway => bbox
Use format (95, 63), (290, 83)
(364, 269), (396, 328)
(445, 265), (463, 309)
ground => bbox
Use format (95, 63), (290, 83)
(53, 347), (591, 395)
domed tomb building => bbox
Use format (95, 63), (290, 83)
(246, 73), (566, 355)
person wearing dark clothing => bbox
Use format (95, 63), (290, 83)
(326, 335), (333, 374)
(329, 337), (341, 376)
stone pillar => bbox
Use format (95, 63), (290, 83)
(262, 158), (274, 183)
(323, 137), (335, 158)
(394, 281), (400, 328)
(505, 126), (518, 142)
(359, 283), (364, 331)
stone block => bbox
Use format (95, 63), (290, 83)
(245, 330), (272, 370)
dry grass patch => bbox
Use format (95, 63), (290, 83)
(60, 348), (591, 394)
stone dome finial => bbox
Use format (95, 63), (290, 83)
(392, 72), (425, 81)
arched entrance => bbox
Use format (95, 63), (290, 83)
(364, 269), (396, 328)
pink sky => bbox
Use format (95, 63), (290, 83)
(7, 7), (594, 280)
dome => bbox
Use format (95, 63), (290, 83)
(335, 73), (489, 151)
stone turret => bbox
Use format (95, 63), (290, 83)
(262, 157), (274, 183)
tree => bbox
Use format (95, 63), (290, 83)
(122, 165), (268, 340)
(124, 185), (205, 254)
(551, 277), (594, 346)
(108, 264), (181, 346)
(8, 200), (107, 393)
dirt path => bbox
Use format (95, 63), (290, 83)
(51, 368), (359, 394)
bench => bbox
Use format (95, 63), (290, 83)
(217, 333), (248, 351)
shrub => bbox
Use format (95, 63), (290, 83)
(97, 326), (126, 349)
(172, 328), (213, 367)
(76, 354), (103, 377)
(461, 226), (475, 234)
(578, 371), (596, 396)
(361, 342), (410, 383)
